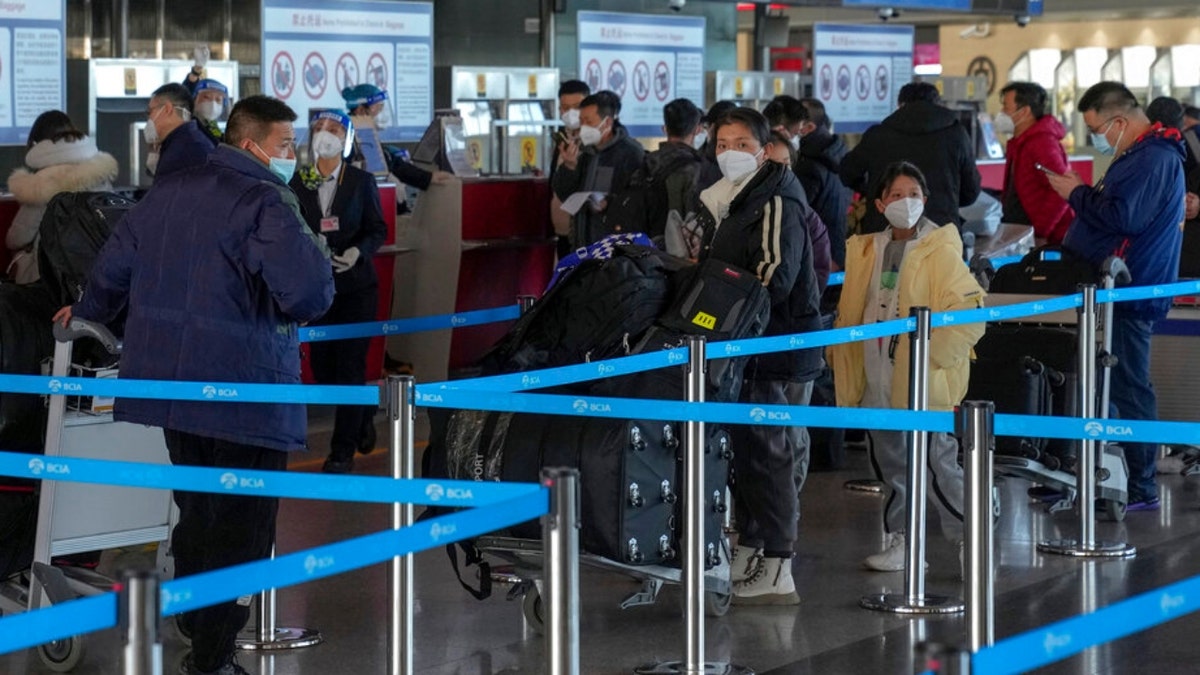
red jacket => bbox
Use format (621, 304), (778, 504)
(1002, 115), (1075, 243)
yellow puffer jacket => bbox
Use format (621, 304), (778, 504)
(828, 220), (986, 411)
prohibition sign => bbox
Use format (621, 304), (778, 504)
(607, 60), (627, 97)
(335, 52), (360, 95)
(632, 61), (651, 102)
(855, 65), (870, 101)
(836, 64), (851, 101)
(653, 61), (671, 101)
(302, 52), (327, 99)
(271, 51), (295, 99)
(875, 65), (889, 101)
(366, 52), (388, 91)
(819, 64), (833, 100)
(584, 59), (603, 92)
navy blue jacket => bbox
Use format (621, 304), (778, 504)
(1063, 130), (1185, 320)
(74, 146), (334, 451)
(289, 162), (388, 295)
(154, 119), (217, 178)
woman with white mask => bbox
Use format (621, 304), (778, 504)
(692, 107), (824, 606)
(288, 110), (389, 474)
(828, 161), (986, 573)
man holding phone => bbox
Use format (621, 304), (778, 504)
(996, 81), (1074, 244)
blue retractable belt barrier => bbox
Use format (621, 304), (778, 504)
(0, 374), (379, 406)
(0, 450), (537, 507)
(973, 573), (1200, 675)
(299, 304), (521, 343)
(0, 489), (548, 657)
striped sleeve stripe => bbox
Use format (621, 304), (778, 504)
(757, 195), (784, 287)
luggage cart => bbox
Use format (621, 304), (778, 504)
(0, 318), (176, 672)
(473, 534), (733, 633)
(969, 254), (1130, 522)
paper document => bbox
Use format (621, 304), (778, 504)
(560, 191), (606, 216)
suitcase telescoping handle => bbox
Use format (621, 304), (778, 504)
(53, 317), (122, 355)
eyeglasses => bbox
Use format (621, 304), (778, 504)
(1087, 116), (1123, 136)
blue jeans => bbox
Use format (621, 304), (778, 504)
(1108, 315), (1158, 503)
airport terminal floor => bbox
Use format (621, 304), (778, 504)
(4, 408), (1200, 674)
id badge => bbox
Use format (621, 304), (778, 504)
(319, 216), (340, 233)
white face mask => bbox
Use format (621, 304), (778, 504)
(692, 131), (708, 150)
(196, 100), (223, 122)
(883, 197), (925, 230)
(993, 111), (1015, 135)
(717, 149), (762, 184)
(312, 130), (345, 159)
(579, 121), (605, 147)
(789, 135), (801, 151)
(143, 118), (159, 145)
(374, 104), (392, 130)
(561, 108), (581, 130)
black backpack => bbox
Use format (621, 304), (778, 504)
(604, 151), (699, 241)
(37, 191), (137, 306)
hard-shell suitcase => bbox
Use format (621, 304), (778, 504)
(988, 245), (1097, 296)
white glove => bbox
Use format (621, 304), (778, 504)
(331, 247), (361, 273)
(193, 44), (210, 69)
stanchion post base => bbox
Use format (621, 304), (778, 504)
(235, 627), (323, 651)
(844, 479), (884, 494)
(634, 661), (755, 675)
(859, 593), (965, 615)
(1037, 539), (1137, 558)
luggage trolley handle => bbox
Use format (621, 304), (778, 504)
(1096, 256), (1130, 422)
(53, 318), (122, 355)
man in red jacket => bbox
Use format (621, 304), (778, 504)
(996, 81), (1075, 244)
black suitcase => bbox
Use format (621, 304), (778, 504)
(989, 245), (1098, 295)
(37, 191), (137, 306)
(445, 410), (729, 567)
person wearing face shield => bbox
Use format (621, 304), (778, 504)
(550, 80), (591, 257)
(1049, 82), (1186, 512)
(288, 111), (388, 474)
(551, 90), (644, 248)
(55, 95), (332, 675)
(342, 84), (451, 200)
(142, 82), (214, 179)
(995, 82), (1074, 244)
(691, 108), (822, 605)
(185, 79), (229, 146)
(827, 161), (985, 574)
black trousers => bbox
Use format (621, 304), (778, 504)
(309, 285), (378, 459)
(164, 429), (288, 671)
(729, 378), (800, 552)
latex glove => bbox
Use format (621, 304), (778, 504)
(193, 44), (210, 69)
(331, 247), (360, 273)
(431, 171), (454, 185)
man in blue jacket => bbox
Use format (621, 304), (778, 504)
(56, 95), (334, 675)
(1049, 81), (1186, 512)
(143, 83), (215, 179)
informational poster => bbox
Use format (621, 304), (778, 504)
(0, 1), (65, 145)
(813, 24), (914, 134)
(262, 0), (432, 143)
(577, 11), (705, 138)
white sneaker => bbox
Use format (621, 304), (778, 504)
(731, 544), (764, 584)
(862, 532), (927, 572)
(732, 555), (799, 605)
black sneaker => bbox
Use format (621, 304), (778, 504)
(179, 654), (248, 675)
(322, 456), (354, 474)
(357, 417), (377, 455)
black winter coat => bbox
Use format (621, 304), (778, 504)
(290, 163), (389, 295)
(840, 101), (981, 234)
(698, 162), (823, 382)
(795, 129), (851, 267)
(551, 125), (645, 247)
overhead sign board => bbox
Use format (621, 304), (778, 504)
(0, 1), (66, 145)
(812, 23), (914, 134)
(577, 11), (705, 138)
(262, 0), (433, 142)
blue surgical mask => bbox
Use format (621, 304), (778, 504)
(1091, 118), (1123, 156)
(253, 142), (297, 183)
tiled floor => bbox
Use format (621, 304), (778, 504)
(3, 409), (1200, 674)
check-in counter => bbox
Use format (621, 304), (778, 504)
(387, 176), (554, 382)
(976, 156), (1094, 192)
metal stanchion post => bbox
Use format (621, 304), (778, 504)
(542, 467), (580, 675)
(119, 570), (162, 675)
(959, 401), (995, 652)
(638, 337), (750, 675)
(1038, 285), (1135, 558)
(862, 307), (963, 615)
(389, 375), (416, 675)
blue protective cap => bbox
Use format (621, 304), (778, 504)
(310, 109), (353, 132)
(342, 83), (387, 111)
(194, 79), (228, 97)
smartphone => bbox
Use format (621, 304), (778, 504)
(1035, 163), (1061, 177)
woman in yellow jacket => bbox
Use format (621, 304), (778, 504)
(828, 161), (985, 572)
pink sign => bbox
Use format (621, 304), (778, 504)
(913, 43), (941, 66)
